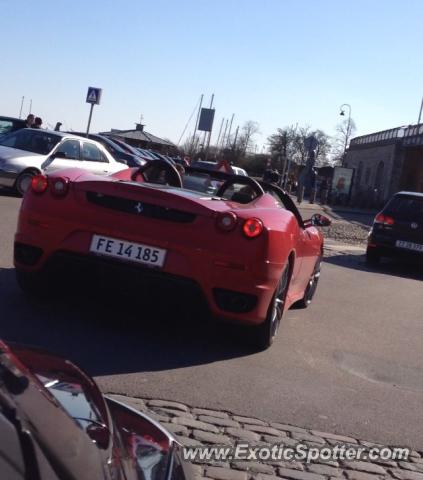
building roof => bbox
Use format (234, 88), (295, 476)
(100, 127), (175, 147)
(350, 123), (423, 149)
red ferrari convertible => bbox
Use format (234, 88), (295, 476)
(14, 160), (330, 349)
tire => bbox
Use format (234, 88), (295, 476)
(255, 263), (290, 350)
(296, 256), (321, 308)
(15, 269), (49, 298)
(15, 171), (37, 196)
(366, 247), (381, 265)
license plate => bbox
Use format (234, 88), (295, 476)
(395, 240), (423, 252)
(90, 235), (166, 267)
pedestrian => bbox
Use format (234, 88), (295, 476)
(33, 117), (43, 129)
(174, 163), (185, 176)
(24, 114), (35, 128)
(54, 122), (62, 131)
(263, 167), (272, 182)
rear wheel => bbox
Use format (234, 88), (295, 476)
(366, 247), (381, 265)
(297, 256), (321, 308)
(15, 171), (36, 196)
(255, 263), (290, 350)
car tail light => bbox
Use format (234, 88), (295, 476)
(31, 175), (48, 194)
(243, 218), (263, 238)
(50, 177), (69, 196)
(216, 212), (238, 231)
(374, 213), (395, 226)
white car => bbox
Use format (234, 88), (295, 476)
(0, 129), (126, 195)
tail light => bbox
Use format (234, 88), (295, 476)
(31, 175), (48, 194)
(374, 213), (395, 226)
(243, 218), (263, 238)
(216, 212), (238, 231)
(50, 177), (69, 196)
(30, 175), (69, 196)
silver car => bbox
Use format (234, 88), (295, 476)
(0, 129), (126, 195)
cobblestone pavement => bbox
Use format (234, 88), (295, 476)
(324, 222), (369, 245)
(108, 395), (423, 480)
(296, 199), (372, 246)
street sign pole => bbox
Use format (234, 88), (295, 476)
(204, 94), (214, 160)
(19, 96), (25, 119)
(85, 86), (102, 137)
(86, 103), (95, 137)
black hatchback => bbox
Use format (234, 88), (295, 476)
(0, 115), (26, 136)
(367, 191), (423, 264)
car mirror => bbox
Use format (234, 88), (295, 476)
(310, 213), (331, 227)
(53, 151), (67, 159)
(9, 344), (111, 449)
(86, 422), (111, 450)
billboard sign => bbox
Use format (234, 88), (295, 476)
(198, 108), (215, 132)
(332, 166), (354, 199)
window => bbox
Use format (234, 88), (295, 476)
(365, 167), (371, 185)
(386, 195), (423, 221)
(374, 161), (384, 190)
(56, 140), (80, 160)
(0, 129), (61, 154)
(356, 161), (363, 187)
(82, 142), (107, 162)
(0, 119), (13, 134)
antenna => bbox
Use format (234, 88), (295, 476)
(19, 96), (25, 118)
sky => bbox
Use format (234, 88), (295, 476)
(1, 0), (423, 150)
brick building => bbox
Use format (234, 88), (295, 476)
(345, 123), (423, 207)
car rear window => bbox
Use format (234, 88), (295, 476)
(0, 129), (61, 155)
(0, 119), (13, 135)
(385, 195), (423, 221)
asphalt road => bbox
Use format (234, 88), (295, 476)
(1, 193), (422, 449)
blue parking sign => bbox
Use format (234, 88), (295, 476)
(86, 87), (102, 105)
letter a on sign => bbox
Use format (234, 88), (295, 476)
(86, 87), (102, 105)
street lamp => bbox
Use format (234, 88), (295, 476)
(339, 103), (351, 165)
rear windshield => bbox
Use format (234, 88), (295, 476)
(182, 171), (223, 195)
(0, 129), (61, 155)
(0, 119), (14, 135)
(385, 195), (423, 221)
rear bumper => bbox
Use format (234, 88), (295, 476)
(15, 214), (284, 326)
(368, 232), (423, 258)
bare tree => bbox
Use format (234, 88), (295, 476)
(181, 133), (203, 156)
(292, 126), (310, 165)
(268, 126), (298, 172)
(312, 129), (332, 166)
(237, 121), (260, 154)
(332, 118), (356, 165)
(268, 125), (332, 169)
